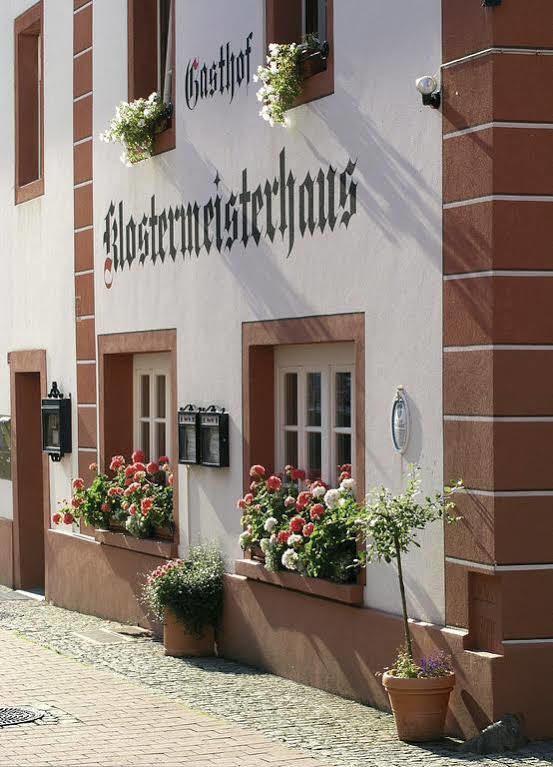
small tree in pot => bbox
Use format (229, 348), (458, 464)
(143, 544), (225, 657)
(366, 466), (462, 742)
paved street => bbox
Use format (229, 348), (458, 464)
(0, 587), (552, 767)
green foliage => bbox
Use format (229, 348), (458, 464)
(143, 544), (225, 638)
(255, 43), (302, 126)
(366, 466), (462, 564)
(387, 647), (454, 679)
(100, 93), (172, 165)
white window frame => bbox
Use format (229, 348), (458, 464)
(157, 0), (173, 103)
(133, 352), (171, 463)
(275, 343), (355, 485)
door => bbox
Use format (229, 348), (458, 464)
(14, 372), (45, 589)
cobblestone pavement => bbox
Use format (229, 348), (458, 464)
(0, 588), (552, 767)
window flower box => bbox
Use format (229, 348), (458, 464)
(298, 41), (329, 81)
(235, 558), (363, 606)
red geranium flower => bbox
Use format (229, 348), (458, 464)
(158, 455), (170, 465)
(101, 502), (109, 513)
(109, 455), (125, 471)
(141, 497), (154, 514)
(266, 475), (282, 492)
(129, 503), (137, 516)
(63, 512), (74, 525)
(124, 465), (135, 478)
(249, 464), (266, 478)
(88, 462), (97, 472)
(132, 450), (145, 463)
(289, 515), (304, 533)
(296, 490), (311, 510)
(250, 481), (258, 492)
(72, 478), (85, 491)
(244, 493), (254, 505)
(52, 513), (61, 525)
(70, 497), (82, 509)
(133, 462), (146, 472)
(310, 503), (324, 521)
(339, 471), (351, 481)
(168, 473), (174, 486)
(291, 468), (306, 481)
(302, 522), (315, 538)
(147, 461), (159, 475)
(277, 530), (290, 544)
(124, 482), (140, 497)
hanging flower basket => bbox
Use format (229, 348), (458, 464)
(100, 94), (173, 165)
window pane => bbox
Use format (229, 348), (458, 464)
(306, 372), (321, 427)
(305, 0), (326, 40)
(156, 375), (166, 418)
(140, 421), (150, 461)
(156, 421), (166, 460)
(285, 431), (298, 468)
(306, 432), (321, 481)
(336, 433), (351, 474)
(335, 372), (351, 428)
(140, 375), (150, 418)
(285, 373), (298, 426)
(158, 0), (172, 99)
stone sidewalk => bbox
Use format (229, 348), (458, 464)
(0, 588), (552, 766)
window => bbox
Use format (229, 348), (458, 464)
(276, 343), (353, 485)
(133, 353), (171, 462)
(14, 1), (44, 204)
(265, 0), (334, 106)
(128, 0), (175, 153)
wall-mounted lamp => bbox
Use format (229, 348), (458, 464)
(415, 75), (440, 109)
(41, 382), (72, 462)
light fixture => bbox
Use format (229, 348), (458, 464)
(41, 382), (72, 462)
(415, 75), (440, 110)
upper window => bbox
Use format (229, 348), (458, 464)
(128, 0), (175, 154)
(275, 343), (353, 485)
(265, 0), (334, 106)
(14, 1), (44, 205)
(133, 353), (171, 463)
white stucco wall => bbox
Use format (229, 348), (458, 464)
(0, 0), (444, 623)
(93, 0), (444, 622)
(0, 0), (77, 520)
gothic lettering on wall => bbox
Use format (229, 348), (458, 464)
(102, 148), (357, 288)
(185, 33), (254, 110)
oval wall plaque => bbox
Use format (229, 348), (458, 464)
(391, 387), (410, 454)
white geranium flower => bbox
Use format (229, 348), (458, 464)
(338, 498), (347, 507)
(269, 533), (277, 545)
(282, 548), (299, 570)
(324, 489), (341, 509)
(270, 61), (278, 73)
(260, 538), (270, 554)
(239, 531), (251, 549)
(268, 43), (280, 54)
(264, 516), (278, 533)
(253, 74), (259, 82)
(149, 92), (157, 102)
(341, 478), (356, 493)
(287, 533), (303, 548)
(311, 485), (326, 499)
(256, 88), (266, 102)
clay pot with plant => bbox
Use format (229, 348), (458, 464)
(143, 544), (225, 657)
(366, 467), (462, 742)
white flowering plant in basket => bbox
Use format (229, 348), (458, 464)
(100, 93), (173, 166)
(254, 43), (302, 127)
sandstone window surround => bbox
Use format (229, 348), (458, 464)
(14, 0), (44, 204)
(265, 0), (334, 106)
(127, 0), (175, 155)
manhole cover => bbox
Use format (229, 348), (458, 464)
(0, 707), (44, 727)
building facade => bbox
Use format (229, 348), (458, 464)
(0, 0), (552, 738)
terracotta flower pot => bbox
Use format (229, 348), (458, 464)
(163, 609), (214, 657)
(382, 671), (455, 742)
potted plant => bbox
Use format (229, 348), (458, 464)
(254, 37), (330, 127)
(51, 451), (174, 539)
(238, 464), (367, 583)
(366, 466), (462, 741)
(100, 93), (173, 165)
(143, 544), (225, 657)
